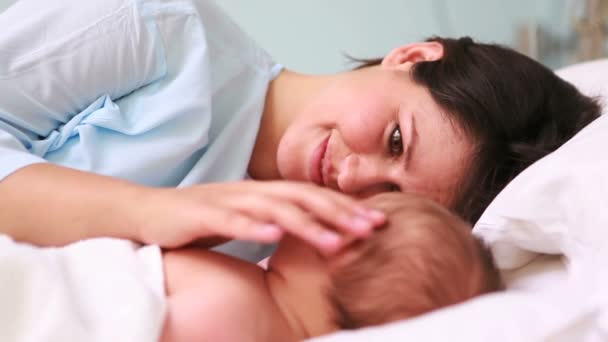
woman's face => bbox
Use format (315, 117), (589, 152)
(276, 66), (473, 206)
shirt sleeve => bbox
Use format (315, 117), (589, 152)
(0, 0), (168, 181)
(0, 125), (47, 180)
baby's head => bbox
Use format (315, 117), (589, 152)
(326, 192), (503, 329)
(266, 192), (503, 339)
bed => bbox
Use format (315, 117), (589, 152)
(311, 59), (608, 341)
(0, 56), (606, 342)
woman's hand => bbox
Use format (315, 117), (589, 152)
(135, 180), (386, 254)
(0, 164), (383, 253)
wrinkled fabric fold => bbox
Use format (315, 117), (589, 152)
(0, 0), (279, 187)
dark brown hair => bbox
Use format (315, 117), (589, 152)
(353, 37), (601, 223)
(327, 193), (503, 329)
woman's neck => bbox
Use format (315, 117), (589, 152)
(247, 70), (335, 180)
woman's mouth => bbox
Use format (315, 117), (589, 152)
(310, 135), (330, 186)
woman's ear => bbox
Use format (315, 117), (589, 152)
(381, 41), (444, 70)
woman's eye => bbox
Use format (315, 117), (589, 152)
(389, 125), (403, 156)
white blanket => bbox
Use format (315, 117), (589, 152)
(0, 236), (166, 342)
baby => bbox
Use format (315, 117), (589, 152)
(160, 193), (503, 341)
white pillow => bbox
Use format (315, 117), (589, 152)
(474, 59), (608, 270)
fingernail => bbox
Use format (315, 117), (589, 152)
(350, 217), (372, 234)
(256, 224), (282, 239)
(366, 209), (386, 222)
(320, 231), (342, 248)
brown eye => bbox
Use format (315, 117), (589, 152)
(389, 125), (403, 156)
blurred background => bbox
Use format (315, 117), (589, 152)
(1, 0), (606, 73)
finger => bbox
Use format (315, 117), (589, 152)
(265, 182), (385, 238)
(225, 180), (384, 228)
(231, 194), (344, 254)
(191, 204), (284, 244)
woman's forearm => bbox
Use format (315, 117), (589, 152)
(0, 163), (147, 246)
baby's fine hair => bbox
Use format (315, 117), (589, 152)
(327, 193), (503, 329)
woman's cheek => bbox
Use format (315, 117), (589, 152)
(276, 133), (299, 180)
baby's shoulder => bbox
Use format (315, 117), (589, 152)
(163, 249), (279, 340)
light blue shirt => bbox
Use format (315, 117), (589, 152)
(0, 0), (282, 187)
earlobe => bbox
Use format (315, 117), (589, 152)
(381, 41), (444, 70)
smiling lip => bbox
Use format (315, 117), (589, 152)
(310, 135), (330, 186)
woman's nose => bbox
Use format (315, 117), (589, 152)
(336, 154), (394, 196)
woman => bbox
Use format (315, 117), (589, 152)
(0, 0), (600, 254)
